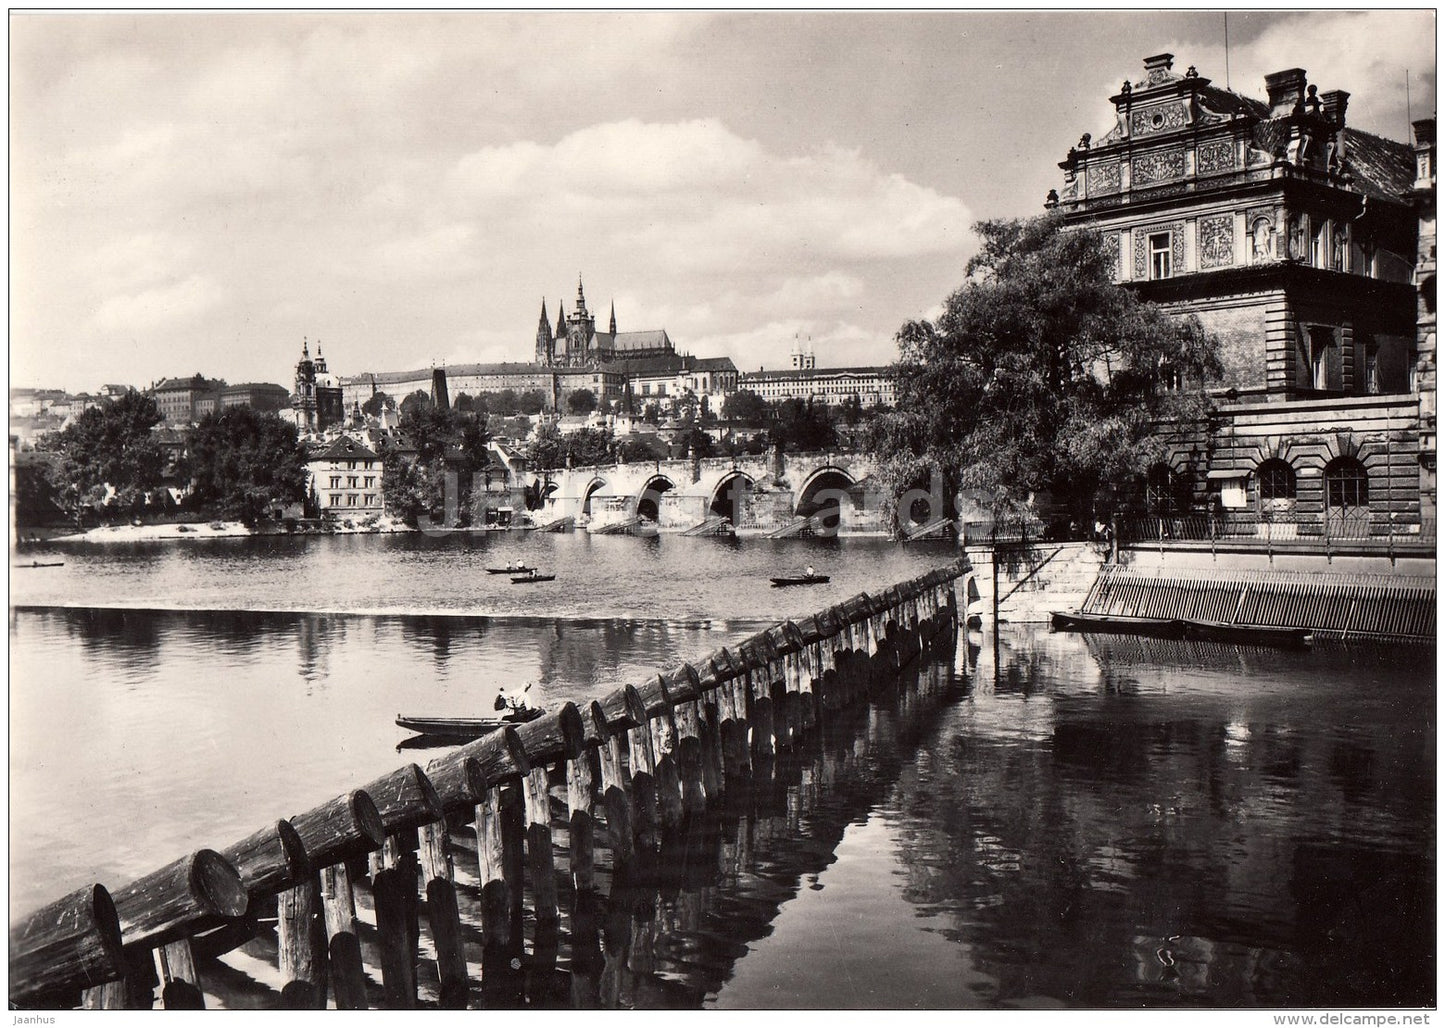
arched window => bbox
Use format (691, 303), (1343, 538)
(1323, 457), (1369, 525)
(1256, 459), (1297, 516)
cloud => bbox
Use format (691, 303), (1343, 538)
(446, 119), (972, 274)
(1156, 11), (1434, 137)
(88, 275), (225, 337)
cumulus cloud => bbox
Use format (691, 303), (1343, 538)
(87, 275), (225, 336)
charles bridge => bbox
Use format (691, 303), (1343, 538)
(531, 450), (895, 535)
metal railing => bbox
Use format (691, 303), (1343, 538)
(1115, 513), (1437, 558)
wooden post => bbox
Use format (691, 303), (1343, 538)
(589, 700), (633, 864)
(319, 863), (367, 1010)
(522, 764), (560, 929)
(418, 821), (469, 1009)
(473, 784), (524, 1009)
(644, 676), (685, 831)
(370, 853), (416, 1009)
(10, 884), (124, 1007)
(276, 877), (326, 1008)
(627, 705), (660, 843)
(565, 731), (596, 894)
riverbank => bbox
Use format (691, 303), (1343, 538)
(41, 515), (413, 544)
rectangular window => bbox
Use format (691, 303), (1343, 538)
(329, 494), (341, 506)
(364, 494), (375, 506)
(347, 476), (357, 488)
(1149, 233), (1172, 280)
(330, 476), (341, 489)
(347, 494), (357, 506)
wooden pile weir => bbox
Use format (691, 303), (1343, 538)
(1082, 564), (1435, 640)
(9, 559), (968, 1010)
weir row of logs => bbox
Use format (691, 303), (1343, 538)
(11, 560), (968, 1010)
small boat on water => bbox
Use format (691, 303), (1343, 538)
(396, 708), (542, 741)
(1180, 619), (1314, 648)
(512, 574), (556, 583)
(486, 566), (535, 575)
(771, 574), (830, 587)
(1052, 610), (1315, 648)
(14, 561), (64, 569)
(1050, 611), (1185, 638)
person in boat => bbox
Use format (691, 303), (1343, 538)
(805, 564), (816, 579)
(494, 682), (536, 718)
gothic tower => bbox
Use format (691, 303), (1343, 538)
(535, 299), (554, 365)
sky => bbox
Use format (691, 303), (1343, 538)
(9, 9), (1437, 392)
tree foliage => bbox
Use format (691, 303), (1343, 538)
(721, 389), (768, 422)
(383, 404), (494, 527)
(869, 214), (1220, 523)
(566, 388), (598, 415)
(525, 422), (616, 470)
(361, 391), (394, 417)
(770, 398), (837, 452)
(40, 391), (166, 520)
(184, 407), (308, 524)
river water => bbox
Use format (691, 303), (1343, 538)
(8, 534), (1436, 1007)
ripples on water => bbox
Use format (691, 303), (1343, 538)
(7, 534), (1435, 1008)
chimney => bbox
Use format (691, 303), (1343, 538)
(1141, 53), (1173, 83)
(1319, 89), (1350, 130)
(1414, 117), (1436, 192)
(1265, 68), (1308, 116)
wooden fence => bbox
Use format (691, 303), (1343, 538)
(1082, 565), (1435, 640)
(10, 560), (967, 1010)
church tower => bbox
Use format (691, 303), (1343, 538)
(535, 299), (554, 365)
(294, 337), (317, 432)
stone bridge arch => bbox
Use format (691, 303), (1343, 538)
(706, 469), (757, 524)
(636, 474), (676, 522)
(580, 476), (607, 517)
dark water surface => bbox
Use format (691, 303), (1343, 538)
(8, 534), (1435, 1007)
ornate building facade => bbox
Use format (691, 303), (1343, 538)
(1053, 53), (1433, 537)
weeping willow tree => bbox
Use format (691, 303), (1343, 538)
(869, 213), (1222, 532)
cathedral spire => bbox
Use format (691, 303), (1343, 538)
(576, 275), (588, 315)
(609, 301), (617, 335)
(536, 298), (553, 365)
(556, 299), (567, 339)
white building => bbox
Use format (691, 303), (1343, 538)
(306, 435), (384, 517)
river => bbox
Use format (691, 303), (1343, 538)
(8, 533), (1435, 1007)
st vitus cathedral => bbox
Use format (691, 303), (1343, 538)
(534, 278), (676, 368)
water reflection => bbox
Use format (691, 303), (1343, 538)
(10, 608), (1434, 1008)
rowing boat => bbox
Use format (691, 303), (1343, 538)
(396, 709), (542, 740)
(770, 575), (830, 587)
(1049, 611), (1184, 638)
(512, 574), (556, 583)
(1179, 619), (1314, 648)
(486, 567), (535, 575)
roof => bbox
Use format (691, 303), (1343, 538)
(222, 382), (290, 394)
(1341, 127), (1416, 202)
(609, 330), (672, 352)
(152, 376), (220, 392)
(307, 435), (380, 464)
(341, 363), (552, 387)
(740, 366), (895, 382)
(1195, 84), (1270, 121)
